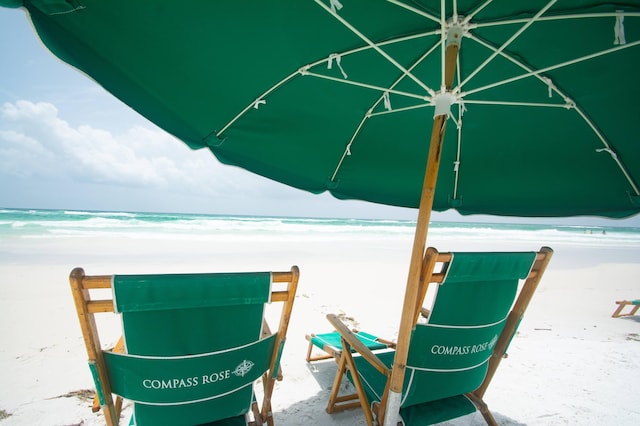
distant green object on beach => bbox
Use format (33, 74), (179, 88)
(5, 1), (640, 219)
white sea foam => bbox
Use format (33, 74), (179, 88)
(1, 208), (638, 248)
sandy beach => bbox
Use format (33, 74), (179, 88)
(1, 225), (639, 425)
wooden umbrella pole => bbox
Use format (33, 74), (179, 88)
(382, 27), (461, 425)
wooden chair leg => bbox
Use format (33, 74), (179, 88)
(612, 301), (640, 318)
(326, 353), (350, 413)
(341, 349), (375, 426)
(467, 393), (498, 426)
(325, 353), (362, 414)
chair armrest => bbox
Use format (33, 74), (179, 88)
(326, 314), (390, 376)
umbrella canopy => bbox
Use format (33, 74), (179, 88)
(4, 1), (640, 424)
(3, 0), (639, 219)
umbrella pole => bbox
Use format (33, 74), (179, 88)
(382, 27), (461, 425)
(381, 114), (448, 425)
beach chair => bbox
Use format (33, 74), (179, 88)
(325, 247), (553, 426)
(70, 266), (299, 426)
(612, 300), (640, 317)
(305, 329), (395, 362)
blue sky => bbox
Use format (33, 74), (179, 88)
(1, 7), (638, 226)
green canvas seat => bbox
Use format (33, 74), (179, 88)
(326, 247), (552, 426)
(305, 330), (394, 362)
(70, 267), (299, 426)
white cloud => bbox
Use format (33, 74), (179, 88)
(0, 100), (258, 196)
(0, 100), (417, 219)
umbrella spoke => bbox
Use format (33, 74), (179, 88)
(459, 0), (557, 90)
(461, 0), (494, 26)
(327, 40), (440, 184)
(463, 41), (640, 99)
(385, 0), (441, 24)
(475, 11), (640, 29)
(314, 0), (436, 96)
(461, 33), (573, 105)
(329, 114), (367, 184)
(213, 71), (300, 140)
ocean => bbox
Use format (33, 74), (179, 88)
(1, 208), (639, 249)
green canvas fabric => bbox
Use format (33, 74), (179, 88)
(103, 335), (276, 404)
(109, 272), (272, 426)
(399, 395), (476, 425)
(7, 1), (639, 218)
(311, 331), (388, 353)
(113, 273), (271, 313)
(351, 251), (538, 424)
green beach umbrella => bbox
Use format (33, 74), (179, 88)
(4, 1), (639, 424)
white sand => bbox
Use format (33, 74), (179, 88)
(1, 231), (639, 425)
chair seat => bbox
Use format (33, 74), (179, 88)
(311, 331), (389, 353)
(306, 330), (392, 362)
(399, 395), (476, 426)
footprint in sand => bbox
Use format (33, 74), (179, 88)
(625, 333), (640, 341)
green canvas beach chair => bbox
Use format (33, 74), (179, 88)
(326, 247), (552, 426)
(305, 329), (395, 362)
(69, 266), (299, 426)
(612, 299), (640, 317)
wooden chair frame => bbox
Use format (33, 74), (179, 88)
(326, 247), (553, 426)
(611, 300), (640, 318)
(70, 266), (299, 426)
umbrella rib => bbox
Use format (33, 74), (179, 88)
(378, 40), (441, 109)
(462, 39), (640, 98)
(309, 30), (441, 66)
(461, 33), (573, 106)
(474, 11), (640, 29)
(574, 108), (640, 196)
(329, 115), (368, 183)
(369, 103), (431, 117)
(461, 27), (640, 197)
(313, 0), (435, 96)
(385, 0), (440, 24)
(461, 0), (494, 26)
(459, 0), (557, 90)
(462, 100), (570, 108)
(214, 71), (299, 139)
(214, 29), (440, 141)
(303, 71), (430, 101)
(439, 0), (447, 91)
(328, 38), (441, 183)
(452, 101), (465, 201)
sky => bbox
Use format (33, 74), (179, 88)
(1, 7), (639, 227)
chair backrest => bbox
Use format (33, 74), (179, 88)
(70, 267), (299, 426)
(400, 251), (539, 407)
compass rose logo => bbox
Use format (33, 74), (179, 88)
(232, 360), (255, 377)
(488, 335), (498, 350)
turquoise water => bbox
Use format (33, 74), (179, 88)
(1, 208), (639, 248)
